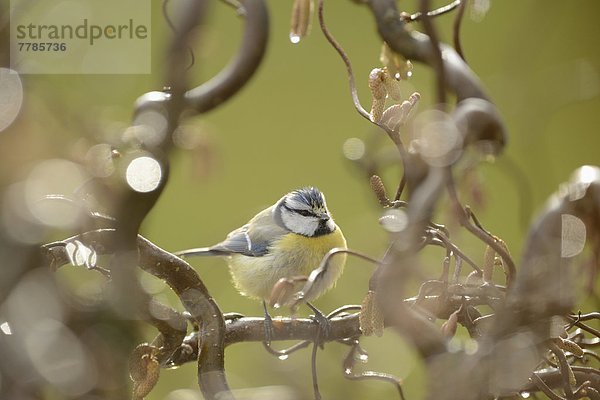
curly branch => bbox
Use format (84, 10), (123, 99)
(366, 0), (485, 101)
(515, 166), (600, 316)
(184, 0), (269, 113)
(135, 0), (268, 119)
(42, 229), (231, 399)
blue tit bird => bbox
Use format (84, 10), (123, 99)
(175, 187), (347, 308)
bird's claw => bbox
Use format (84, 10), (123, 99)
(262, 301), (274, 347)
(307, 303), (330, 349)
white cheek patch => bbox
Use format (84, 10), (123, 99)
(281, 209), (319, 236)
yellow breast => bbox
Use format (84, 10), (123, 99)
(228, 228), (347, 302)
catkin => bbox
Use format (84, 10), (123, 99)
(290, 0), (313, 42)
(360, 290), (384, 337)
(370, 175), (389, 206)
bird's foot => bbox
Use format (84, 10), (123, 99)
(307, 302), (330, 349)
(262, 300), (274, 347)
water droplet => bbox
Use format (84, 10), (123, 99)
(278, 354), (289, 361)
(344, 368), (352, 375)
(407, 71), (413, 78)
(358, 353), (369, 363)
(520, 391), (530, 398)
(289, 33), (301, 44)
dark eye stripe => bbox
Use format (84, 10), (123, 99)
(283, 203), (314, 217)
(296, 209), (313, 217)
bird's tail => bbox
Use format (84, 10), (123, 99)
(174, 247), (224, 258)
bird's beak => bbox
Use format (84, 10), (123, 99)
(318, 212), (330, 221)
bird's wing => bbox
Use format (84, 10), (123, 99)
(176, 225), (270, 258)
(208, 205), (287, 257)
(205, 225), (258, 256)
(175, 205), (287, 258)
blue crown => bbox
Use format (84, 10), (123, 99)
(289, 187), (325, 208)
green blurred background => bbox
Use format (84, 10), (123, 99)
(5, 0), (600, 398)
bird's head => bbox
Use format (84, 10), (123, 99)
(274, 187), (336, 237)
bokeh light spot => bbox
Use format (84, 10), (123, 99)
(24, 319), (97, 396)
(0, 68), (23, 132)
(125, 156), (162, 193)
(578, 165), (599, 185)
(85, 143), (116, 178)
(342, 137), (365, 161)
(568, 165), (600, 201)
(24, 159), (87, 229)
(380, 209), (408, 233)
(140, 273), (166, 295)
(128, 109), (168, 147)
(412, 110), (463, 167)
(561, 214), (586, 258)
(0, 321), (12, 335)
(470, 0), (491, 21)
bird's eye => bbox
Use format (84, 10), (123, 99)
(295, 209), (313, 217)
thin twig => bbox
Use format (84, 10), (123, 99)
(296, 248), (381, 307)
(570, 320), (600, 339)
(162, 0), (196, 70)
(318, 0), (409, 161)
(327, 305), (362, 318)
(450, 255), (463, 284)
(427, 229), (482, 274)
(452, 0), (467, 61)
(402, 0), (462, 22)
(570, 313), (600, 322)
(394, 174), (407, 201)
(262, 340), (311, 358)
(548, 340), (575, 399)
(419, 0), (446, 106)
(39, 194), (115, 223)
(317, 0), (369, 120)
(312, 336), (321, 400)
(445, 176), (516, 286)
(582, 350), (600, 363)
(531, 373), (567, 400)
(342, 341), (406, 400)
